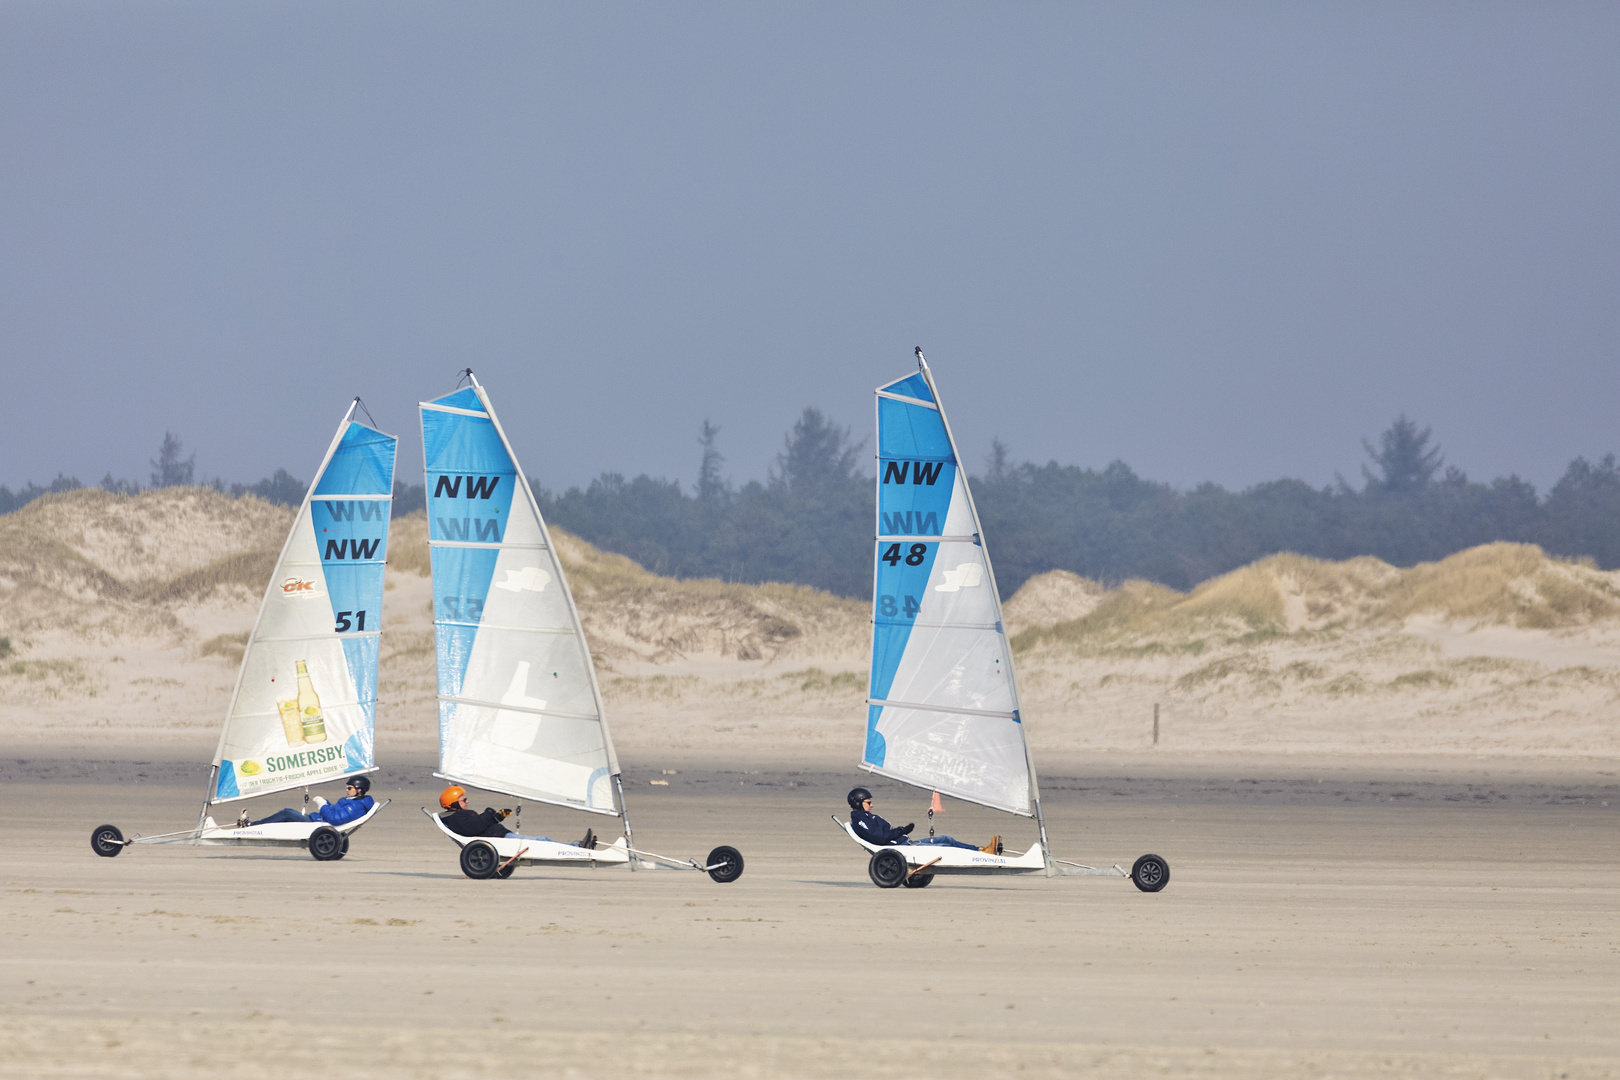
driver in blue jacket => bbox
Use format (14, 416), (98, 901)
(847, 787), (1001, 853)
(239, 776), (375, 827)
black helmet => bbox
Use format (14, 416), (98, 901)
(847, 786), (872, 810)
(346, 775), (371, 795)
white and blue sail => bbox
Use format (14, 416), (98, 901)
(421, 378), (621, 816)
(211, 404), (396, 803)
(864, 354), (1036, 817)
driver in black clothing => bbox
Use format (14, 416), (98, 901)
(438, 785), (596, 849)
(846, 787), (1000, 853)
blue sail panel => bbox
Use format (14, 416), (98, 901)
(878, 372), (934, 403)
(428, 386), (487, 413)
(313, 422), (397, 496)
(423, 409), (519, 545)
(431, 545), (499, 698)
(877, 397), (954, 461)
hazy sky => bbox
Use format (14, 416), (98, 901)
(3, 4), (1617, 497)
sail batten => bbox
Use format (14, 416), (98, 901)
(864, 360), (1035, 817)
(868, 699), (1019, 720)
(210, 405), (397, 804)
(423, 377), (621, 815)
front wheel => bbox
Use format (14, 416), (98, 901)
(460, 840), (500, 880)
(1131, 853), (1169, 893)
(869, 847), (907, 889)
(91, 824), (125, 858)
(705, 845), (744, 884)
(309, 826), (343, 861)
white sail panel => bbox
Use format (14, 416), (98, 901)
(865, 368), (1033, 815)
(423, 383), (620, 815)
(212, 415), (397, 803)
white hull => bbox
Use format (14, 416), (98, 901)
(131, 800), (389, 848)
(837, 819), (1046, 874)
(427, 807), (630, 867)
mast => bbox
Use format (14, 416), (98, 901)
(912, 350), (1053, 873)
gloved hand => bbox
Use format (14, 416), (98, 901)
(901, 822), (915, 834)
(497, 808), (513, 819)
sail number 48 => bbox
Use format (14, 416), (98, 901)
(879, 595), (919, 618)
(881, 543), (928, 567)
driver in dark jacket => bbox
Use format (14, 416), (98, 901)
(438, 786), (596, 848)
(847, 787), (998, 853)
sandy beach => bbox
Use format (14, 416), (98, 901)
(2, 749), (1617, 1079)
(4, 491), (1620, 1077)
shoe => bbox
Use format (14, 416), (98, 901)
(235, 811), (250, 829)
(979, 836), (1002, 855)
(578, 828), (596, 850)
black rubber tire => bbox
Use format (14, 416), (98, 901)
(460, 840), (500, 880)
(91, 824), (125, 858)
(332, 835), (350, 860)
(868, 847), (907, 889)
(496, 863), (515, 879)
(902, 872), (934, 888)
(309, 826), (344, 861)
(705, 845), (744, 884)
(1131, 853), (1169, 893)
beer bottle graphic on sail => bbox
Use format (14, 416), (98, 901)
(278, 698), (304, 747)
(295, 660), (328, 744)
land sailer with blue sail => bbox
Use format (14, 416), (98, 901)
(91, 400), (395, 862)
(840, 349), (1169, 892)
(419, 371), (742, 883)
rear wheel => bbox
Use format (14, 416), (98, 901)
(331, 835), (350, 860)
(705, 845), (744, 884)
(902, 871), (934, 888)
(460, 840), (500, 880)
(91, 824), (125, 858)
(1131, 853), (1169, 892)
(496, 863), (515, 879)
(308, 826), (343, 861)
(869, 847), (907, 889)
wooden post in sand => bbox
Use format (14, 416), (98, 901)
(1153, 703), (1159, 747)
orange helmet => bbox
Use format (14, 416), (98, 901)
(439, 785), (467, 809)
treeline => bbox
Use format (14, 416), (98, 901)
(532, 413), (1620, 597)
(535, 411), (872, 596)
(10, 415), (1620, 598)
(974, 454), (1620, 594)
(0, 430), (418, 516)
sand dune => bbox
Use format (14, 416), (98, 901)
(3, 489), (1618, 760)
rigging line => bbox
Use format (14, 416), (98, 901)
(353, 396), (381, 429)
(455, 367), (475, 389)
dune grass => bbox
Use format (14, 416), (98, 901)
(199, 631), (250, 665)
(387, 512), (432, 577)
(1014, 542), (1620, 655)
